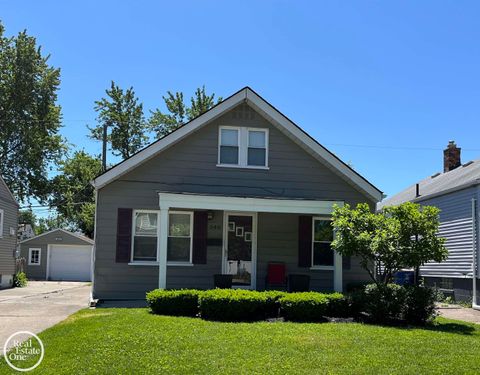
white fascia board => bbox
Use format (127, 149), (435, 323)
(158, 192), (343, 215)
(92, 86), (381, 203)
(244, 89), (382, 203)
(93, 89), (247, 189)
(19, 228), (93, 245)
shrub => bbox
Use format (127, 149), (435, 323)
(263, 290), (287, 318)
(345, 281), (370, 293)
(13, 272), (28, 288)
(146, 289), (201, 317)
(199, 289), (268, 321)
(325, 292), (351, 318)
(362, 283), (406, 324)
(280, 292), (334, 322)
(403, 286), (437, 325)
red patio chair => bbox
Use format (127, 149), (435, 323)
(265, 262), (287, 290)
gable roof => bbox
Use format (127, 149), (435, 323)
(19, 228), (94, 245)
(92, 87), (383, 202)
(378, 159), (480, 209)
(0, 174), (18, 206)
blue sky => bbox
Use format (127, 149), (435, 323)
(3, 0), (480, 205)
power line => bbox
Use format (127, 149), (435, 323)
(323, 143), (480, 152)
(19, 201), (90, 210)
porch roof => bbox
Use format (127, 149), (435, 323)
(158, 191), (343, 215)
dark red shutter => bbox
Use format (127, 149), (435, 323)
(192, 211), (208, 264)
(298, 215), (312, 267)
(116, 208), (133, 263)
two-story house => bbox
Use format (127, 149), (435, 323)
(378, 141), (480, 306)
(91, 87), (383, 300)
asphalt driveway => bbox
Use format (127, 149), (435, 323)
(0, 281), (91, 350)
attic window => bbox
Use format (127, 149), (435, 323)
(218, 126), (269, 169)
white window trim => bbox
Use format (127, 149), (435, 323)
(217, 126), (269, 169)
(0, 209), (3, 238)
(28, 248), (41, 266)
(167, 211), (194, 265)
(311, 216), (334, 270)
(131, 209), (160, 264)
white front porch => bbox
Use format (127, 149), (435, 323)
(157, 192), (344, 292)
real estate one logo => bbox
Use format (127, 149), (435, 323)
(3, 331), (44, 372)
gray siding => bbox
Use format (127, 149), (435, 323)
(20, 244), (47, 280)
(166, 210), (223, 289)
(0, 178), (18, 282)
(419, 187), (478, 278)
(94, 104), (375, 299)
(256, 213), (333, 291)
(19, 230), (93, 281)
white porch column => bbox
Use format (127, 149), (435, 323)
(158, 208), (169, 289)
(334, 251), (343, 292)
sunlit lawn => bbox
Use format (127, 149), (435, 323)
(1, 308), (479, 374)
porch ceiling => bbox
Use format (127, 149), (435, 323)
(158, 192), (343, 215)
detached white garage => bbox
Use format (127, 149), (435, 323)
(20, 229), (94, 282)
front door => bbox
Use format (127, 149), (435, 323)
(223, 212), (257, 289)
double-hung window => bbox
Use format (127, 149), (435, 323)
(218, 127), (268, 168)
(167, 212), (193, 263)
(132, 211), (158, 262)
(28, 248), (41, 266)
(312, 218), (334, 267)
(248, 130), (267, 166)
(219, 128), (239, 165)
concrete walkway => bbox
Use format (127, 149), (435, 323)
(0, 281), (91, 350)
(437, 305), (480, 324)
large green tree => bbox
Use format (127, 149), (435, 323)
(0, 22), (65, 202)
(36, 214), (68, 235)
(331, 202), (448, 285)
(49, 151), (102, 238)
(149, 86), (221, 138)
(89, 81), (148, 162)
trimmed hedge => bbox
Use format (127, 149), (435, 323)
(147, 289), (346, 321)
(146, 289), (201, 317)
(279, 292), (345, 322)
(145, 285), (436, 325)
(199, 289), (269, 321)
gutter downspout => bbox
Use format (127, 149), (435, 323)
(472, 198), (480, 310)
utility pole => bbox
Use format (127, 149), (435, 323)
(102, 123), (108, 172)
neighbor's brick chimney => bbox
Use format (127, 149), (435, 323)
(443, 141), (461, 172)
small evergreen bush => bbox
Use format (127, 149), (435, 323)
(146, 289), (201, 316)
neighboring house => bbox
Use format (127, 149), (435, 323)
(91, 87), (383, 300)
(19, 229), (94, 282)
(378, 141), (480, 303)
(18, 223), (35, 242)
(0, 175), (18, 289)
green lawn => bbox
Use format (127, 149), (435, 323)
(1, 309), (479, 374)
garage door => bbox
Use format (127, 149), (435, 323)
(49, 245), (92, 281)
